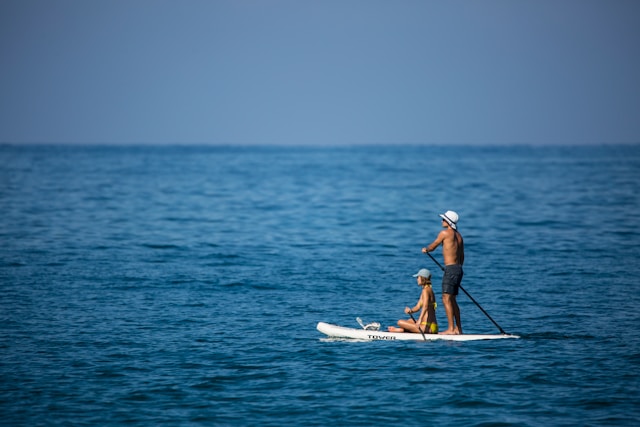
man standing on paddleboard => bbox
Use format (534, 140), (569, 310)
(422, 211), (464, 334)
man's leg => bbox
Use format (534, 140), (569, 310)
(441, 293), (456, 334)
(451, 295), (462, 334)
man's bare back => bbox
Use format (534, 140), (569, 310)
(441, 228), (464, 266)
(423, 226), (464, 266)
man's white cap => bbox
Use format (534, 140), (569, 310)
(413, 268), (432, 279)
(439, 210), (459, 230)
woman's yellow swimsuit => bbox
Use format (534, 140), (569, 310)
(420, 321), (438, 334)
(420, 302), (438, 333)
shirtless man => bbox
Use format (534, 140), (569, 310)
(422, 211), (464, 334)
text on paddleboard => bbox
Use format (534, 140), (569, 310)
(367, 335), (396, 340)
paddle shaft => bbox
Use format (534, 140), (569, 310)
(425, 251), (507, 335)
(408, 312), (427, 341)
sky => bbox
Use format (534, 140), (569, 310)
(1, 0), (639, 146)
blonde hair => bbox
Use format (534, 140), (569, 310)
(419, 276), (432, 286)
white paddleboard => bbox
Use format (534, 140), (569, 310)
(317, 322), (520, 341)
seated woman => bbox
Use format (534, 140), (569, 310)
(388, 268), (438, 334)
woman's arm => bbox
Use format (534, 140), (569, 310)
(406, 297), (423, 315)
(417, 288), (429, 324)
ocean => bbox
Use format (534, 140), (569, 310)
(1, 144), (639, 426)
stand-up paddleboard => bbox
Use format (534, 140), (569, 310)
(317, 322), (520, 341)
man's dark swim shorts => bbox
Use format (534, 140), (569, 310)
(442, 264), (463, 295)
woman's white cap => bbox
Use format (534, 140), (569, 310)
(413, 268), (432, 279)
(439, 210), (459, 230)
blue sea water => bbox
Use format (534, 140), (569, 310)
(1, 144), (639, 426)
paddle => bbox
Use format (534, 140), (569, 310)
(407, 311), (427, 341)
(425, 251), (508, 335)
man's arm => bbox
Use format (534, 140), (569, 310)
(422, 231), (446, 253)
